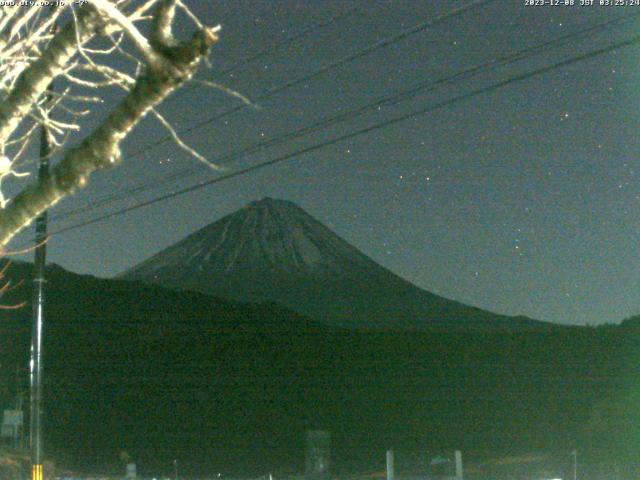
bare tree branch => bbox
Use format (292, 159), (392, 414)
(0, 6), (102, 149)
(90, 0), (162, 68)
(0, 10), (219, 246)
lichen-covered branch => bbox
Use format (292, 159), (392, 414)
(0, 6), (102, 149)
(0, 15), (219, 247)
(0, 0), (165, 157)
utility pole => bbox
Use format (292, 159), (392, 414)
(454, 450), (463, 480)
(386, 449), (394, 480)
(30, 78), (53, 480)
(15, 364), (23, 449)
(571, 449), (578, 480)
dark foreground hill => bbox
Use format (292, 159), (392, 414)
(120, 198), (549, 330)
(0, 262), (638, 478)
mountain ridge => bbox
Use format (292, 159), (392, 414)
(0, 259), (631, 476)
(120, 197), (553, 330)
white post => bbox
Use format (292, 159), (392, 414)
(386, 449), (394, 480)
(454, 450), (463, 479)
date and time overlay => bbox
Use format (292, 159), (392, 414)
(526, 0), (640, 6)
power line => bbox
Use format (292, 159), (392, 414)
(126, 0), (496, 156)
(50, 32), (640, 237)
(51, 10), (640, 223)
(51, 0), (496, 221)
(168, 4), (363, 102)
(218, 5), (362, 79)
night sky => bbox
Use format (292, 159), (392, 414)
(8, 0), (640, 326)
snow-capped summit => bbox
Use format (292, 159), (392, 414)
(124, 197), (372, 277)
(120, 198), (548, 330)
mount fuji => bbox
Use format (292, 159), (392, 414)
(119, 197), (550, 330)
